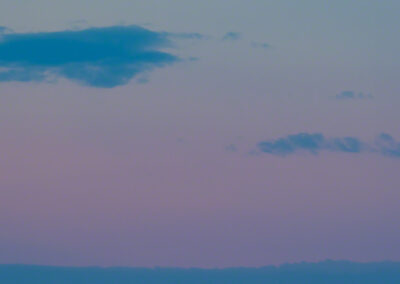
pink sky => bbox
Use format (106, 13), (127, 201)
(1, 0), (400, 267)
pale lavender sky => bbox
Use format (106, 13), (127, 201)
(0, 0), (400, 267)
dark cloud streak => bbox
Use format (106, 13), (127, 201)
(222, 32), (241, 41)
(336, 91), (373, 100)
(251, 42), (270, 49)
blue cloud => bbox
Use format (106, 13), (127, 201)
(375, 133), (400, 157)
(251, 42), (270, 49)
(1, 261), (400, 283)
(331, 137), (363, 153)
(258, 133), (400, 157)
(258, 133), (326, 155)
(222, 32), (241, 41)
(0, 25), (182, 87)
(336, 91), (373, 100)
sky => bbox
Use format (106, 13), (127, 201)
(0, 0), (400, 268)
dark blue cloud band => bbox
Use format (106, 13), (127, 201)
(0, 25), (180, 87)
(258, 133), (400, 157)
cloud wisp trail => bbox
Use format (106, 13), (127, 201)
(335, 91), (373, 100)
(222, 32), (241, 41)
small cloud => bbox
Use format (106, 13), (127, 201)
(336, 91), (373, 100)
(375, 133), (400, 157)
(257, 132), (400, 158)
(222, 32), (241, 41)
(251, 42), (270, 49)
(258, 133), (331, 156)
(225, 144), (238, 152)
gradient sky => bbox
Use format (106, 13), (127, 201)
(1, 0), (400, 267)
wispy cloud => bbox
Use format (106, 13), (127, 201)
(335, 91), (373, 100)
(257, 133), (400, 157)
(222, 32), (241, 41)
(171, 32), (205, 40)
(0, 25), (185, 88)
(225, 144), (238, 152)
(251, 42), (270, 49)
(374, 133), (400, 157)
